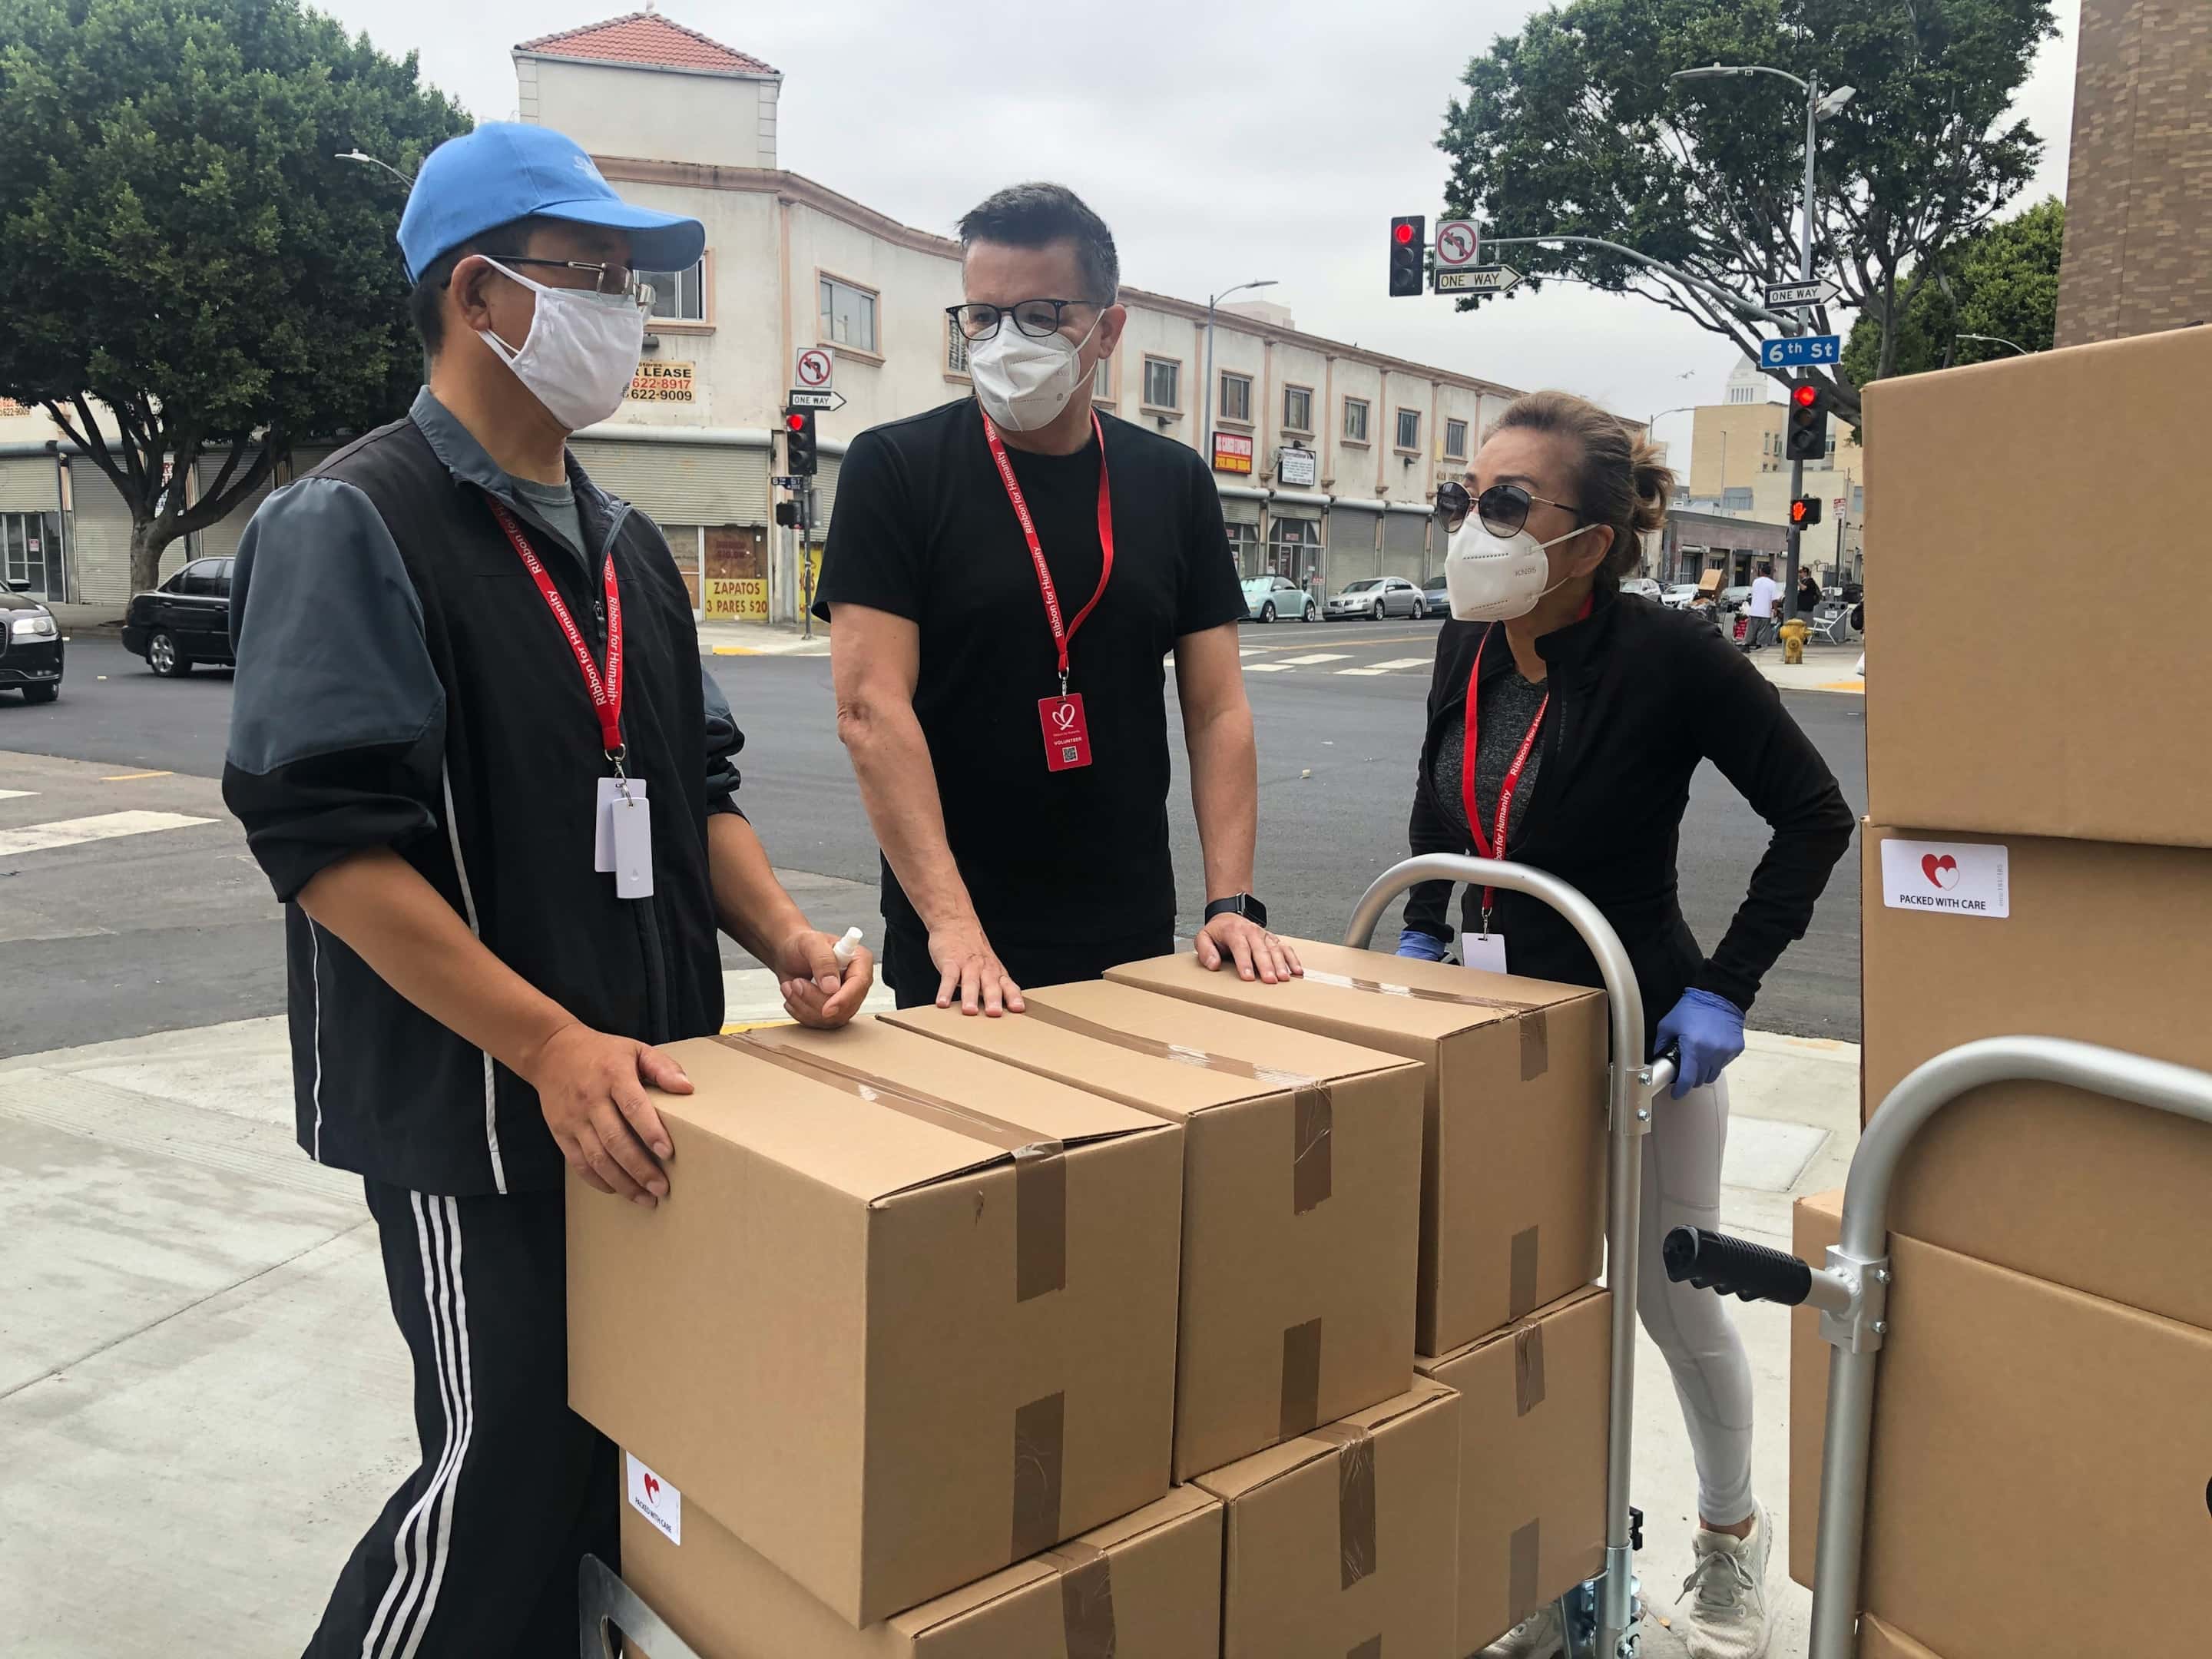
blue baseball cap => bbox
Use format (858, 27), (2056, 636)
(398, 122), (706, 282)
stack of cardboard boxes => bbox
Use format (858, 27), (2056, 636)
(568, 945), (1621, 1658)
(1789, 326), (2212, 1658)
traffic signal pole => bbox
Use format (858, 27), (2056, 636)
(1784, 75), (1818, 617)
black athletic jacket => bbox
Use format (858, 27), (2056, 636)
(1404, 585), (1853, 1027)
(224, 390), (740, 1196)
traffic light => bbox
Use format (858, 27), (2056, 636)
(784, 409), (818, 478)
(1783, 379), (1828, 462)
(1389, 215), (1425, 298)
(1790, 495), (1823, 527)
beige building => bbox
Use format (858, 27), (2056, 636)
(2, 8), (1652, 623)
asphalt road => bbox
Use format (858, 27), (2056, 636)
(1, 624), (1864, 1055)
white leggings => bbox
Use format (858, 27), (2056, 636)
(1636, 1075), (1757, 1527)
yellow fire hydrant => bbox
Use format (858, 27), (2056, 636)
(1779, 617), (1811, 664)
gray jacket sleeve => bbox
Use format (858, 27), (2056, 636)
(222, 477), (447, 902)
(700, 661), (746, 818)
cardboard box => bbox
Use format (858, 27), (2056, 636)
(618, 1457), (1223, 1659)
(1862, 326), (2212, 846)
(1861, 825), (2212, 1330)
(887, 980), (1423, 1480)
(1417, 1288), (1610, 1654)
(1105, 942), (1606, 1354)
(568, 1021), (1186, 1624)
(1859, 1614), (1945, 1659)
(1789, 1190), (2212, 1657)
(1193, 1382), (1462, 1659)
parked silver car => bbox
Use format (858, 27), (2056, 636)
(1324, 577), (1426, 621)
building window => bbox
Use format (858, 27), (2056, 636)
(1093, 355), (1114, 404)
(1443, 417), (1468, 459)
(644, 260), (706, 322)
(819, 275), (877, 353)
(945, 316), (969, 376)
(1144, 356), (1181, 410)
(1728, 384), (1756, 405)
(1396, 409), (1421, 451)
(1219, 372), (1252, 423)
(1721, 486), (1753, 511)
(1283, 385), (1313, 433)
(1343, 398), (1369, 443)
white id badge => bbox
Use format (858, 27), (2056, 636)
(594, 777), (647, 873)
(1462, 932), (1509, 974)
(611, 791), (654, 899)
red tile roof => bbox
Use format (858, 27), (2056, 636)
(516, 12), (778, 76)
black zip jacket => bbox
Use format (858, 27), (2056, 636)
(224, 390), (741, 1196)
(1404, 586), (1853, 1029)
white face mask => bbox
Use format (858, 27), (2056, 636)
(1444, 518), (1590, 622)
(475, 258), (645, 433)
(967, 311), (1101, 432)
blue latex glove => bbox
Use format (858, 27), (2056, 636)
(1653, 988), (1746, 1099)
(1396, 928), (1451, 962)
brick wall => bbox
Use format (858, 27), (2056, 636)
(2055, 0), (2212, 346)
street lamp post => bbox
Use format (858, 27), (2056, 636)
(1647, 403), (1696, 581)
(1955, 333), (2030, 357)
(1200, 280), (1277, 478)
(1671, 63), (1855, 619)
(336, 149), (416, 187)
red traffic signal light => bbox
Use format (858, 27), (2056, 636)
(1388, 215), (1426, 297)
(783, 407), (819, 477)
(1792, 382), (1819, 408)
(1394, 221), (1416, 245)
(786, 412), (807, 431)
(1784, 379), (1829, 462)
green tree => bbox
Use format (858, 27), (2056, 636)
(1840, 195), (2062, 382)
(0, 0), (469, 591)
(1439, 0), (2057, 428)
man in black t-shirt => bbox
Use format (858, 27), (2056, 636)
(819, 182), (1297, 1012)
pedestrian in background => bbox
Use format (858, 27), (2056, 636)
(819, 182), (1296, 1013)
(1398, 392), (1852, 1659)
(1743, 560), (1780, 651)
(1796, 565), (1822, 621)
(223, 124), (872, 1658)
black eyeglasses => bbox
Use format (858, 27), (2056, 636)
(947, 298), (1101, 343)
(1436, 481), (1585, 538)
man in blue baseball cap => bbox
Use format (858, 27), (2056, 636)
(223, 123), (874, 1657)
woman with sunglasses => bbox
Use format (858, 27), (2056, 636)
(1398, 391), (1852, 1659)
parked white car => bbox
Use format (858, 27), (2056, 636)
(1619, 578), (1663, 601)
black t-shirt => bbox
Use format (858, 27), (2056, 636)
(816, 398), (1246, 950)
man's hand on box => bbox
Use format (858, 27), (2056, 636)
(929, 918), (1025, 1017)
(1196, 912), (1302, 985)
(775, 928), (875, 1029)
(525, 1022), (691, 1206)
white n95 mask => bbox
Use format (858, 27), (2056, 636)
(1444, 519), (1588, 622)
(968, 313), (1101, 432)
(475, 258), (646, 433)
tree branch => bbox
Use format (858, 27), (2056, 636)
(177, 434), (281, 535)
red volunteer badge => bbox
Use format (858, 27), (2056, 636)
(1038, 693), (1093, 772)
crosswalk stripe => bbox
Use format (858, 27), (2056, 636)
(0, 810), (214, 857)
(0, 789), (37, 801)
(1243, 662), (1297, 673)
(1335, 667), (1391, 676)
(1277, 654), (1351, 666)
(1371, 657), (1432, 671)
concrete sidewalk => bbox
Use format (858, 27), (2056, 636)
(1743, 643), (1864, 697)
(2, 1008), (1855, 1657)
(696, 618), (831, 657)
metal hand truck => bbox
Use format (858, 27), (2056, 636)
(581, 851), (1674, 1659)
(1661, 1035), (2212, 1659)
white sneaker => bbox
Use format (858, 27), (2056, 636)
(1478, 1602), (1563, 1659)
(1679, 1502), (1773, 1659)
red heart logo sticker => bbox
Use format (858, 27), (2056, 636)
(1921, 853), (1960, 891)
(643, 1473), (660, 1500)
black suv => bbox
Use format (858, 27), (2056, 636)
(122, 556), (236, 676)
(0, 582), (64, 703)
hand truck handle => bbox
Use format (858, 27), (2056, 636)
(1662, 1225), (1813, 1306)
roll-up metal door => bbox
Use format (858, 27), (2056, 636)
(0, 458), (61, 512)
(194, 445), (329, 561)
(809, 452), (842, 542)
(568, 437), (770, 530)
(1326, 507), (1381, 589)
(1382, 508), (1429, 582)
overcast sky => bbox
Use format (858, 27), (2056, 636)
(320, 0), (2078, 457)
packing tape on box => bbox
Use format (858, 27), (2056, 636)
(1306, 1422), (1379, 1589)
(1280, 1318), (1323, 1440)
(1509, 1226), (1541, 1323)
(1508, 1519), (1541, 1627)
(1012, 1391), (1067, 1559)
(1515, 1320), (1545, 1416)
(1022, 1002), (1335, 1212)
(1298, 969), (1551, 1081)
(721, 1034), (1068, 1301)
(1041, 1539), (1116, 1659)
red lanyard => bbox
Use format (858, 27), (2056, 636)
(1462, 627), (1548, 926)
(982, 408), (1114, 694)
(488, 498), (625, 764)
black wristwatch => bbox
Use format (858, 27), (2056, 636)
(1204, 894), (1268, 929)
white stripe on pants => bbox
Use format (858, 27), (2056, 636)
(1637, 1074), (1757, 1527)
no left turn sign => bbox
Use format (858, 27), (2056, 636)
(1435, 220), (1479, 269)
(794, 347), (834, 389)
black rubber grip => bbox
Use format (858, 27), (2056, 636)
(1662, 1226), (1814, 1306)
